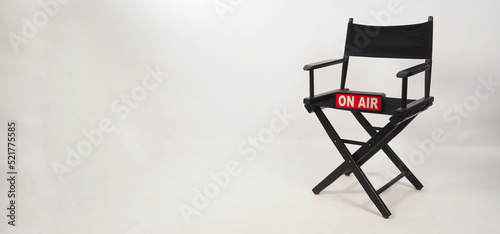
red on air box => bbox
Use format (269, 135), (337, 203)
(335, 93), (384, 112)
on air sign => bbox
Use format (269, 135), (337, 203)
(335, 93), (383, 112)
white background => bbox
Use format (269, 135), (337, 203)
(1, 0), (500, 233)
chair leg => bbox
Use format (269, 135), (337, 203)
(383, 146), (424, 190)
(352, 112), (424, 190)
(347, 156), (392, 218)
(313, 108), (391, 218)
(312, 162), (349, 194)
(339, 114), (414, 177)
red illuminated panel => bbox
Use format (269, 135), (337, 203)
(335, 93), (383, 112)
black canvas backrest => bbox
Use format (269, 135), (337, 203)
(344, 18), (433, 59)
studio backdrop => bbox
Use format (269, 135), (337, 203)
(1, 0), (499, 233)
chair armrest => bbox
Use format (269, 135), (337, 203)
(396, 63), (430, 78)
(397, 62), (431, 108)
(303, 57), (347, 71)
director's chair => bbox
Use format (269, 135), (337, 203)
(303, 17), (434, 218)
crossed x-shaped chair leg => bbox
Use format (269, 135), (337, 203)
(311, 107), (423, 218)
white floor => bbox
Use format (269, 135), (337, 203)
(167, 143), (500, 234)
(5, 127), (500, 233)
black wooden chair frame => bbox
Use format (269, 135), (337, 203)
(303, 16), (434, 218)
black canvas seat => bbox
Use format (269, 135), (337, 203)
(303, 17), (434, 218)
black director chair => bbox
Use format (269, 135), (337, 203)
(303, 17), (434, 218)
